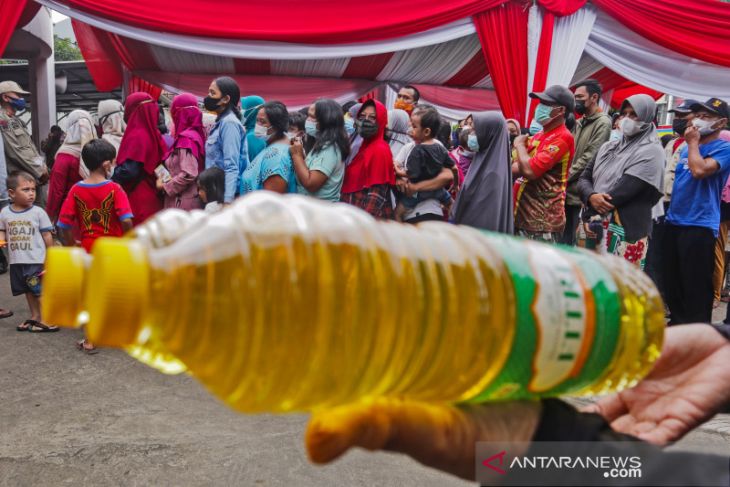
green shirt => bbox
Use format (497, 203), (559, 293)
(297, 144), (344, 202)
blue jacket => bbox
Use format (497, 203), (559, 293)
(205, 110), (249, 202)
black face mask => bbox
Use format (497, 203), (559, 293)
(509, 134), (517, 146)
(672, 118), (688, 136)
(203, 95), (223, 112)
(575, 100), (587, 116)
(357, 119), (378, 139)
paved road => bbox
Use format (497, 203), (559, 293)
(0, 272), (728, 486)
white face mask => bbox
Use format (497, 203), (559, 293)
(620, 117), (644, 137)
(254, 123), (270, 140)
(692, 118), (721, 136)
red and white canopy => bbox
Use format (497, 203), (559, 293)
(8, 0), (730, 122)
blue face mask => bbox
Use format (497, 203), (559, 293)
(9, 97), (26, 112)
(609, 129), (621, 142)
(305, 119), (318, 138)
(467, 133), (479, 152)
(344, 118), (355, 136)
(529, 118), (542, 136)
(534, 103), (555, 124)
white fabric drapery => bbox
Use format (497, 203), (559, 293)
(586, 10), (730, 100)
(545, 5), (597, 87)
(526, 4), (542, 117)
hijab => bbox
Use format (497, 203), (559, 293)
(450, 111), (513, 234)
(341, 100), (395, 193)
(97, 99), (125, 152)
(116, 92), (167, 175)
(344, 102), (363, 166)
(592, 94), (664, 195)
(57, 109), (97, 178)
(166, 93), (205, 167)
(386, 109), (412, 158)
(241, 95), (265, 161)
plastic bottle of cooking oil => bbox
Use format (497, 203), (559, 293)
(43, 192), (664, 413)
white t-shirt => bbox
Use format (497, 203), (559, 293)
(394, 142), (443, 220)
(0, 205), (52, 264)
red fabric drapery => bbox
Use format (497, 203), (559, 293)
(0, 0), (29, 56)
(589, 67), (662, 109)
(473, 2), (529, 125)
(593, 0), (730, 68)
(413, 85), (500, 111)
(71, 20), (123, 91)
(128, 75), (162, 100)
(17, 1), (42, 28)
(527, 10), (555, 122)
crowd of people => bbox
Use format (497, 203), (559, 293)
(0, 75), (728, 346)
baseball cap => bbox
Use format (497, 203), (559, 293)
(690, 98), (730, 120)
(529, 85), (575, 114)
(668, 99), (699, 114)
(0, 80), (30, 95)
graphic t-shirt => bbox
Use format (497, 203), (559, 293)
(0, 205), (53, 264)
(514, 125), (575, 233)
(667, 139), (730, 236)
(57, 180), (133, 252)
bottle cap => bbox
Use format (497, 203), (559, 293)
(42, 247), (89, 327)
(85, 238), (149, 347)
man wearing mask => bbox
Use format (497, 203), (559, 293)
(394, 85), (419, 116)
(561, 79), (611, 245)
(512, 85), (575, 243)
(0, 81), (48, 207)
(664, 98), (730, 325)
(645, 99), (696, 296)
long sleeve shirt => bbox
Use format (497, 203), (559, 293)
(205, 110), (248, 203)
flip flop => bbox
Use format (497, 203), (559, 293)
(16, 319), (32, 331)
(76, 339), (99, 355)
(0, 309), (14, 319)
(27, 320), (59, 333)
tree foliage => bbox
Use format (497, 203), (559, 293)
(54, 35), (82, 61)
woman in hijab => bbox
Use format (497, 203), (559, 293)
(343, 102), (363, 166)
(242, 95), (265, 162)
(156, 93), (205, 211)
(450, 112), (513, 233)
(46, 109), (97, 224)
(386, 109), (412, 159)
(577, 94), (664, 268)
(97, 99), (126, 152)
(340, 100), (396, 219)
(113, 92), (167, 225)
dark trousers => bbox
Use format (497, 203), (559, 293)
(663, 224), (715, 325)
(560, 204), (582, 245)
(645, 212), (668, 299)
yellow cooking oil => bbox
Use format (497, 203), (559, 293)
(43, 192), (664, 413)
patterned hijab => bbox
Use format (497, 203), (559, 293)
(57, 109), (97, 178)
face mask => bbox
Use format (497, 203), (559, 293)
(534, 103), (556, 124)
(357, 119), (378, 139)
(620, 117), (645, 137)
(672, 118), (688, 136)
(203, 96), (222, 112)
(467, 133), (479, 152)
(254, 123), (270, 140)
(509, 134), (517, 146)
(574, 100), (587, 116)
(609, 129), (622, 142)
(305, 119), (318, 138)
(9, 97), (26, 112)
(529, 119), (542, 136)
(394, 99), (414, 115)
(692, 118), (721, 136)
(462, 125), (472, 132)
(344, 118), (355, 136)
(462, 149), (476, 159)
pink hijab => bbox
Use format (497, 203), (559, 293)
(167, 93), (205, 165)
(117, 92), (167, 175)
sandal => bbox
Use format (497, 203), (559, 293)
(76, 339), (99, 355)
(27, 320), (60, 333)
(16, 319), (33, 331)
(0, 309), (14, 319)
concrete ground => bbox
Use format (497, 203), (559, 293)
(0, 271), (729, 486)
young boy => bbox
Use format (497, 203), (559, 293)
(57, 139), (134, 252)
(57, 139), (133, 354)
(0, 171), (58, 332)
(395, 104), (454, 222)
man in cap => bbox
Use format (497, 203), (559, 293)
(0, 81), (48, 207)
(561, 79), (612, 245)
(644, 99), (697, 296)
(664, 97), (730, 325)
(512, 85), (576, 243)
